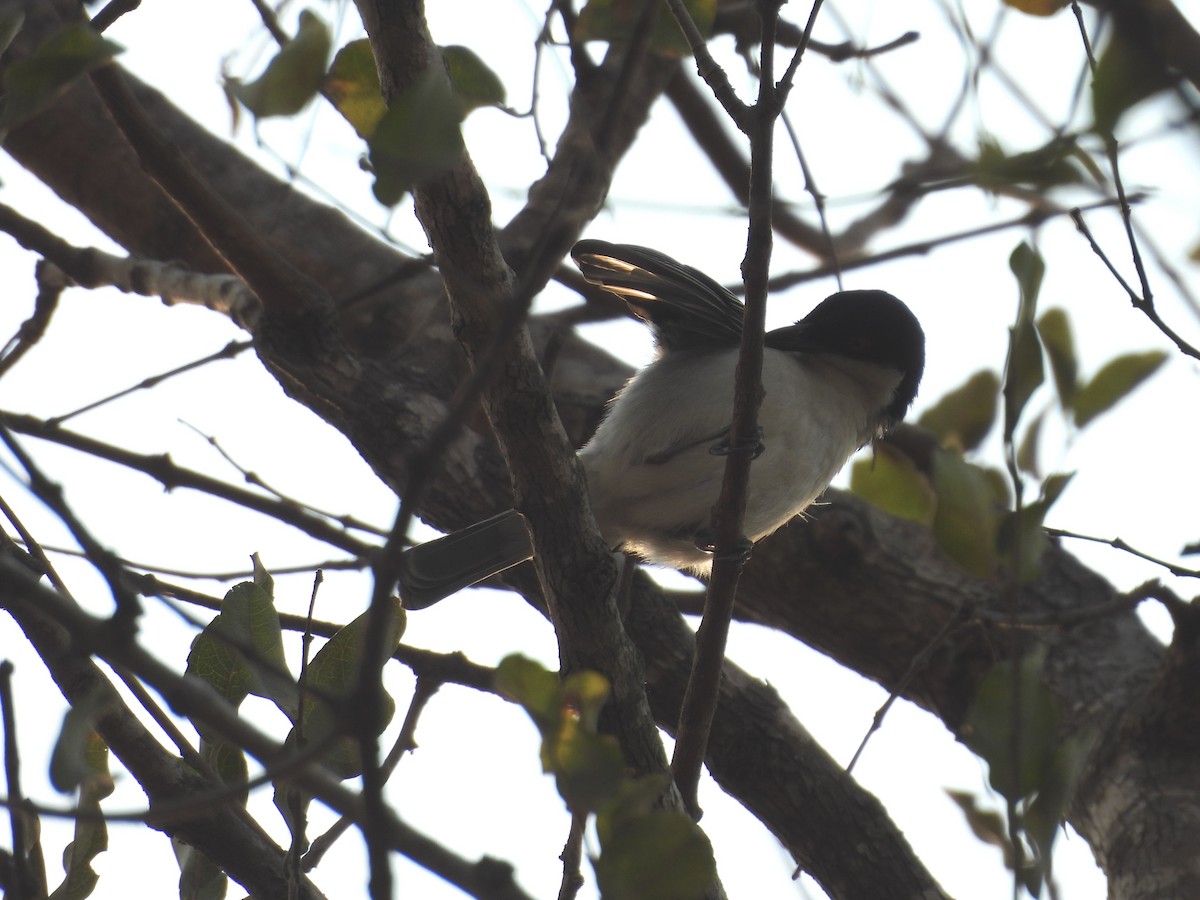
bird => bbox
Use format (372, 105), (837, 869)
(399, 240), (925, 607)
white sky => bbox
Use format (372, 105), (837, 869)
(2, 0), (1198, 897)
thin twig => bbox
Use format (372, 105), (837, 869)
(0, 493), (72, 595)
(769, 194), (1143, 290)
(1069, 209), (1200, 360)
(89, 0), (141, 33)
(0, 661), (45, 899)
(0, 411), (374, 557)
(670, 0), (788, 817)
(0, 425), (142, 626)
(846, 603), (972, 773)
(1045, 528), (1200, 579)
(665, 0), (752, 131)
(557, 811), (587, 900)
(0, 262), (61, 380)
(178, 421), (387, 537)
(47, 341), (251, 427)
(1067, 9), (1200, 362)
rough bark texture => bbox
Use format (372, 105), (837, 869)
(4, 1), (1200, 897)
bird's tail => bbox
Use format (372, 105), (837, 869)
(572, 240), (745, 350)
(400, 509), (533, 609)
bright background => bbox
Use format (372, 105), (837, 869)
(2, 0), (1198, 897)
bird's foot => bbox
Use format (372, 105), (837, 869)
(693, 529), (754, 565)
(708, 425), (765, 460)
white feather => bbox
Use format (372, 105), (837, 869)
(579, 347), (902, 572)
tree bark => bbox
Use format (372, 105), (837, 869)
(5, 3), (1198, 897)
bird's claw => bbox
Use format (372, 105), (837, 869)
(693, 529), (754, 565)
(708, 425), (765, 459)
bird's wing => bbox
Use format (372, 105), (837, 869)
(572, 240), (745, 352)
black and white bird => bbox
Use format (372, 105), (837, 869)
(400, 240), (925, 606)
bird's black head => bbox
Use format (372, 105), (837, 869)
(768, 289), (925, 429)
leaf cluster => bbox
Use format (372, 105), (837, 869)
(175, 558), (406, 892)
(496, 655), (715, 900)
(955, 651), (1092, 896)
(853, 242), (1166, 582)
(224, 13), (506, 205)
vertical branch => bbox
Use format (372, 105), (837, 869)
(1068, 4), (1199, 361)
(670, 0), (788, 816)
(0, 661), (45, 899)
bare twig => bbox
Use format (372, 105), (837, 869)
(671, 0), (788, 817)
(557, 811), (587, 900)
(1, 560), (535, 900)
(0, 411), (374, 557)
(1045, 528), (1200, 579)
(90, 0), (141, 33)
(1067, 9), (1200, 362)
(665, 0), (752, 130)
(178, 421), (388, 537)
(0, 200), (261, 327)
(0, 661), (46, 899)
(0, 426), (142, 626)
(846, 603), (973, 773)
(0, 261), (61, 380)
(47, 341), (251, 427)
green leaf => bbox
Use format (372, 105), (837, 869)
(576, 0), (717, 59)
(172, 838), (226, 900)
(293, 599), (405, 779)
(945, 789), (1014, 866)
(302, 598), (405, 700)
(849, 443), (936, 525)
(963, 650), (1061, 801)
(229, 10), (331, 119)
(48, 733), (111, 900)
(595, 775), (672, 847)
(549, 721), (625, 812)
(202, 736), (249, 793)
(1020, 731), (1091, 895)
(367, 63), (464, 205)
(251, 551), (274, 596)
(496, 654), (562, 732)
(325, 39), (386, 139)
(217, 581), (297, 717)
(594, 812), (715, 900)
(970, 136), (1085, 194)
(0, 22), (123, 132)
(997, 473), (1073, 581)
(442, 45), (506, 114)
(1003, 243), (1046, 440)
(186, 615), (253, 713)
(931, 449), (1002, 579)
(186, 580), (297, 727)
(561, 669), (610, 732)
(1091, 30), (1177, 135)
(1073, 350), (1167, 427)
(1002, 0), (1069, 14)
(497, 656), (625, 812)
(918, 369), (999, 452)
(1015, 408), (1045, 477)
(1035, 308), (1078, 411)
(50, 687), (114, 794)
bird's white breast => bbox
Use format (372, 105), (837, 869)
(579, 347), (902, 571)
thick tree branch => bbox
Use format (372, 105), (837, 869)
(6, 2), (1198, 896)
(0, 561), (536, 900)
(351, 0), (679, 803)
